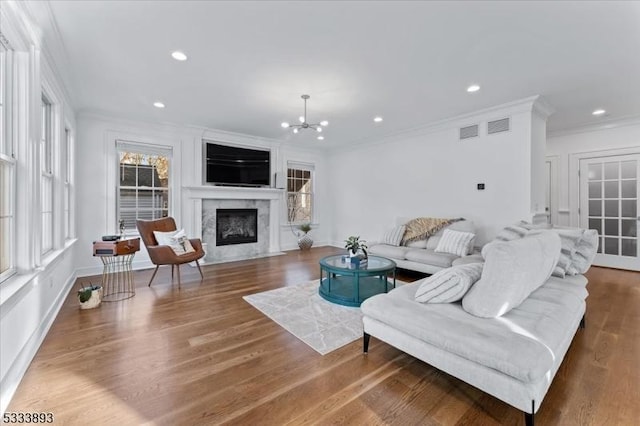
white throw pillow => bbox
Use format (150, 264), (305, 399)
(415, 263), (484, 303)
(153, 229), (181, 246)
(462, 230), (561, 318)
(567, 229), (599, 274)
(434, 229), (475, 257)
(381, 225), (406, 246)
(153, 229), (195, 255)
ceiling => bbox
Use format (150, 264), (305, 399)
(28, 0), (640, 147)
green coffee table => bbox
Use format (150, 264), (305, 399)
(319, 255), (396, 307)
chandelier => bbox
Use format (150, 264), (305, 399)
(281, 95), (328, 137)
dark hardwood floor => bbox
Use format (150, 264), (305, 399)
(7, 246), (640, 425)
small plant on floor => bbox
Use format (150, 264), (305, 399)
(78, 283), (101, 303)
(344, 235), (368, 258)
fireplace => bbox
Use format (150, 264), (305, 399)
(216, 208), (258, 246)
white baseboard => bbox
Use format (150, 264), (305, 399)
(0, 271), (76, 415)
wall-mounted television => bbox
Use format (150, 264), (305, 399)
(204, 142), (270, 187)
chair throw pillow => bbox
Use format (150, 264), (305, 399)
(462, 230), (561, 318)
(434, 229), (475, 257)
(153, 229), (196, 255)
(415, 263), (484, 303)
(381, 225), (406, 247)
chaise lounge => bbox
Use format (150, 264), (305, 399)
(361, 225), (598, 425)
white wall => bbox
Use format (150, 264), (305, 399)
(74, 114), (331, 276)
(328, 97), (550, 247)
(546, 121), (640, 227)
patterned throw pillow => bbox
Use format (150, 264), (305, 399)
(381, 225), (406, 246)
(435, 229), (475, 257)
(415, 263), (484, 303)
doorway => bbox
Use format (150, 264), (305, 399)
(579, 153), (639, 270)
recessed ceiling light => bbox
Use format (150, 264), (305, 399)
(317, 136), (324, 140)
(373, 116), (383, 123)
(171, 51), (187, 61)
(592, 109), (606, 116)
(467, 84), (480, 93)
(153, 102), (165, 108)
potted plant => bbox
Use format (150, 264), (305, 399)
(344, 235), (368, 258)
(78, 283), (103, 310)
(297, 223), (313, 250)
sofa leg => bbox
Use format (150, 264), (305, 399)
(524, 400), (535, 426)
(580, 314), (586, 329)
(363, 332), (370, 354)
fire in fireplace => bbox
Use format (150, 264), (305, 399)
(216, 208), (258, 246)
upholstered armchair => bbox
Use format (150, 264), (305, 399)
(136, 217), (205, 287)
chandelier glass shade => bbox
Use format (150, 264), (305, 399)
(281, 95), (328, 135)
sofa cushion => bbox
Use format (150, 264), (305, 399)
(462, 231), (561, 318)
(452, 253), (484, 266)
(381, 225), (406, 246)
(435, 229), (475, 256)
(405, 249), (458, 268)
(406, 239), (428, 249)
(368, 244), (410, 260)
(414, 263), (484, 303)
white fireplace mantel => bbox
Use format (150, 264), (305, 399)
(182, 186), (284, 256)
(183, 185), (283, 201)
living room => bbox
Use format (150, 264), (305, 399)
(1, 1), (639, 424)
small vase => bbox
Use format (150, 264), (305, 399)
(298, 232), (313, 250)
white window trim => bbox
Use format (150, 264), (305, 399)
(113, 138), (175, 236)
(286, 160), (316, 225)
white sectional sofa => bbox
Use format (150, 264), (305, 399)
(368, 218), (477, 274)
(361, 226), (598, 425)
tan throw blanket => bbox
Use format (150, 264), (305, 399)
(402, 217), (463, 245)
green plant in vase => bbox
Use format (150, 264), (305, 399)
(297, 222), (312, 236)
(297, 223), (313, 250)
(344, 235), (368, 258)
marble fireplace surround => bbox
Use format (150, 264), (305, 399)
(183, 186), (283, 263)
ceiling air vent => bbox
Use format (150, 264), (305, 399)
(487, 117), (510, 134)
(459, 124), (479, 140)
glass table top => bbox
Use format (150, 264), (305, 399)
(320, 255), (396, 272)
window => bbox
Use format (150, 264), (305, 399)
(40, 95), (54, 255)
(1, 40), (16, 281)
(117, 142), (171, 232)
(286, 162), (314, 223)
(64, 127), (71, 240)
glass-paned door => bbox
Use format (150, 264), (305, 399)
(580, 154), (640, 271)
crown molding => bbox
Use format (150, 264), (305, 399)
(78, 110), (284, 146)
(332, 95), (545, 154)
(548, 114), (640, 139)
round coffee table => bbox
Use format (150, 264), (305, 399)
(318, 255), (396, 307)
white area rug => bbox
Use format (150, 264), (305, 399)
(243, 279), (403, 355)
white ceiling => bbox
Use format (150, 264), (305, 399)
(29, 0), (640, 147)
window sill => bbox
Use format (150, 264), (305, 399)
(1, 239), (78, 309)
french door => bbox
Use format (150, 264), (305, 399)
(579, 154), (640, 270)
